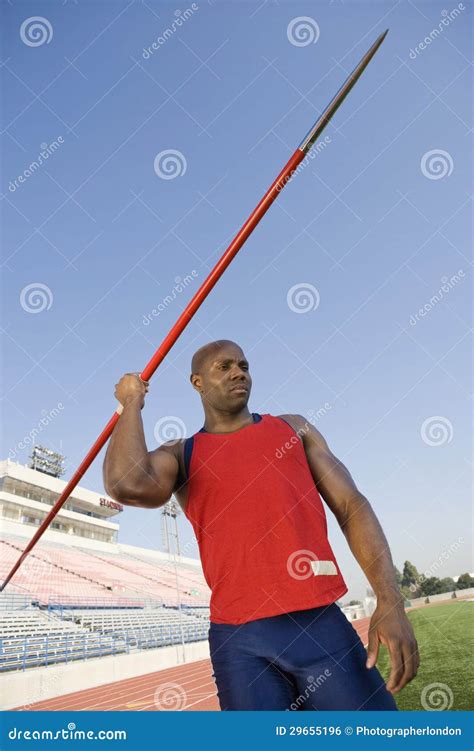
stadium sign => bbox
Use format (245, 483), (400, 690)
(100, 497), (123, 512)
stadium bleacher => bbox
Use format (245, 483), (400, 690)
(0, 607), (128, 672)
(0, 534), (211, 673)
(62, 607), (209, 648)
(0, 537), (210, 606)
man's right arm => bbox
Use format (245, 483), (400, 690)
(102, 373), (179, 509)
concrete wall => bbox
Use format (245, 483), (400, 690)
(1, 639), (210, 710)
(407, 587), (474, 609)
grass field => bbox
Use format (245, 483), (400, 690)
(376, 600), (473, 711)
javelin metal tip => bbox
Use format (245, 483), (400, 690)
(299, 30), (389, 153)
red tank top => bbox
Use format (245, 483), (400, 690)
(184, 413), (348, 624)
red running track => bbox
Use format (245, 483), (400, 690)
(16, 617), (371, 712)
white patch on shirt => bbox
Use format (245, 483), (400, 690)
(310, 560), (338, 576)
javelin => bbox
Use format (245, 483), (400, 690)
(1, 29), (388, 591)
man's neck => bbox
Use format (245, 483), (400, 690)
(202, 408), (253, 434)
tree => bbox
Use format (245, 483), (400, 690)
(456, 573), (474, 590)
(394, 566), (403, 588)
(401, 560), (421, 597)
(402, 561), (420, 588)
(439, 577), (456, 592)
(419, 577), (444, 596)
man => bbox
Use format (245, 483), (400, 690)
(103, 339), (419, 711)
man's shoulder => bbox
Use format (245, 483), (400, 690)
(274, 414), (325, 444)
(154, 439), (187, 490)
(152, 438), (186, 460)
(275, 413), (306, 429)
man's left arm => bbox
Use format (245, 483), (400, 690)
(290, 414), (420, 694)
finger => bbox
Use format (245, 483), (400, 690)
(411, 637), (420, 673)
(392, 642), (418, 693)
(365, 629), (380, 669)
(386, 640), (404, 693)
(403, 642), (418, 689)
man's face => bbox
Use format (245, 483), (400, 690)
(197, 346), (252, 411)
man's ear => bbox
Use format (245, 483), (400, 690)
(190, 373), (201, 392)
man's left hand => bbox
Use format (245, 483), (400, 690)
(366, 598), (420, 694)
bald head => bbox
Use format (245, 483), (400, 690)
(191, 340), (243, 375)
(189, 339), (252, 412)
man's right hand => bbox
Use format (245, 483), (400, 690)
(114, 373), (149, 410)
(105, 373), (178, 508)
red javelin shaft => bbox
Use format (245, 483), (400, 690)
(1, 30), (388, 591)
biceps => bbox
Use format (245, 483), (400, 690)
(116, 450), (179, 506)
(146, 450), (179, 503)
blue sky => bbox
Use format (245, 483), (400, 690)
(1, 0), (472, 599)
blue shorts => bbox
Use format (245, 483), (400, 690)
(208, 602), (398, 711)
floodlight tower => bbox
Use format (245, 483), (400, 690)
(29, 446), (65, 478)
